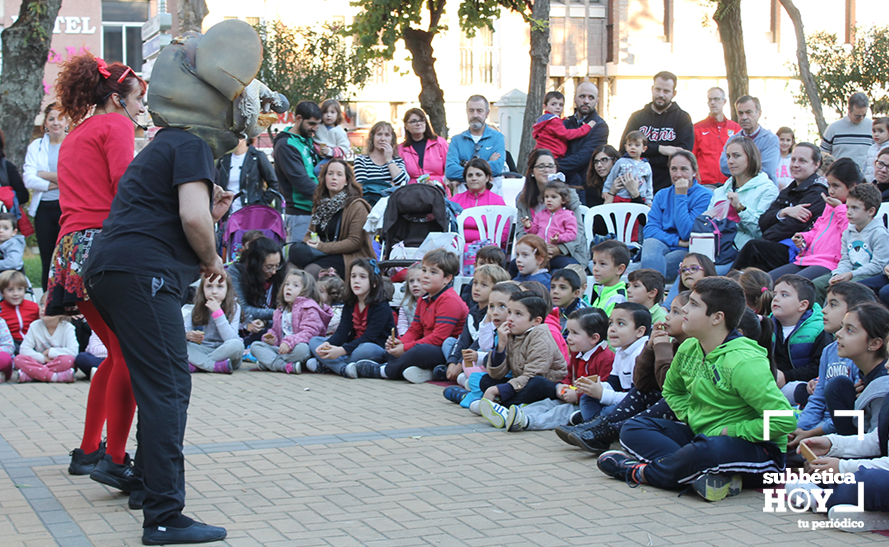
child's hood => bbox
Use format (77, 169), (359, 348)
(1, 233), (25, 247)
(703, 331), (767, 364)
(534, 113), (559, 125)
(293, 296), (334, 325)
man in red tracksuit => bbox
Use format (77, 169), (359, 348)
(692, 87), (741, 187)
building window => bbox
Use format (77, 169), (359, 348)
(459, 26), (494, 86)
(102, 1), (149, 73)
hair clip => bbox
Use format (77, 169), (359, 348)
(367, 259), (381, 275)
(547, 172), (565, 183)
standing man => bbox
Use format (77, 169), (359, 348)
(821, 92), (872, 169)
(692, 87), (741, 187)
(620, 71), (694, 194)
(559, 81), (609, 204)
(445, 95), (506, 194)
(719, 96), (780, 185)
(274, 100), (322, 242)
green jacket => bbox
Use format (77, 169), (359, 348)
(591, 282), (627, 316)
(663, 333), (796, 451)
(273, 127), (318, 214)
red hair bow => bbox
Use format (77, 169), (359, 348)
(96, 58), (111, 78)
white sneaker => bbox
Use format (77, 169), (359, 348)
(828, 505), (889, 532)
(480, 399), (509, 429)
(468, 399), (481, 415)
(343, 362), (358, 379)
(403, 366), (433, 384)
(456, 373), (466, 387)
(506, 405), (528, 432)
(305, 358), (318, 372)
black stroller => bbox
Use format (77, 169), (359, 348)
(378, 183), (455, 270)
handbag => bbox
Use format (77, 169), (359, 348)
(691, 200), (739, 265)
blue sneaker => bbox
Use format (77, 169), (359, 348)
(596, 450), (646, 487)
(443, 386), (469, 404)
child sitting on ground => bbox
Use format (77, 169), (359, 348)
(479, 291), (568, 428)
(251, 269), (333, 374)
(184, 274), (245, 374)
(589, 240), (629, 316)
(519, 281), (571, 363)
(550, 268), (589, 334)
(317, 270), (345, 335)
(603, 130), (654, 206)
(531, 91), (596, 158)
(0, 316), (14, 383)
(513, 234), (551, 285)
(0, 212), (25, 272)
(626, 268), (667, 324)
(563, 263), (589, 304)
(504, 307), (613, 432)
(738, 267), (774, 316)
(460, 245), (506, 308)
(14, 298), (78, 383)
(521, 180), (578, 246)
(665, 252), (717, 307)
(397, 263), (424, 336)
(308, 258), (395, 378)
(771, 274), (832, 405)
(598, 277), (796, 502)
(0, 270), (39, 352)
(356, 249), (468, 383)
(74, 330), (106, 380)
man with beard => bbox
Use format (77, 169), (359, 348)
(620, 72), (694, 194)
(274, 100), (323, 242)
(559, 81), (609, 204)
(445, 95), (506, 194)
(719, 95), (780, 185)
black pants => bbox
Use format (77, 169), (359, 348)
(34, 200), (62, 291)
(824, 375), (861, 436)
(384, 343), (446, 380)
(87, 271), (191, 528)
(288, 242), (346, 279)
(478, 374), (558, 406)
(730, 239), (789, 273)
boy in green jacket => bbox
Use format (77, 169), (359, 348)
(597, 277), (797, 501)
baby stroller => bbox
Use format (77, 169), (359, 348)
(220, 189), (286, 263)
(378, 183), (457, 271)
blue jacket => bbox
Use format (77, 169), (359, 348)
(643, 180), (713, 249)
(514, 270), (552, 286)
(560, 109), (609, 189)
(445, 125), (506, 181)
(796, 341), (859, 434)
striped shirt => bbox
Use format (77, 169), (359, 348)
(820, 117), (873, 168)
(353, 154), (408, 197)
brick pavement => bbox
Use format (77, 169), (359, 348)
(0, 371), (885, 546)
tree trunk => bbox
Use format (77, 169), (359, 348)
(713, 1), (748, 123)
(517, 0), (551, 174)
(403, 28), (448, 139)
(0, 0), (64, 169)
(178, 0), (208, 33)
(779, 0), (827, 137)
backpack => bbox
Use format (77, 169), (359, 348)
(691, 214), (738, 265)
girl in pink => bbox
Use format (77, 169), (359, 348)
(14, 299), (78, 383)
(452, 158), (507, 244)
(521, 179), (577, 245)
(250, 269), (333, 373)
(398, 108), (449, 186)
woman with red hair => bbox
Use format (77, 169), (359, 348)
(49, 54), (146, 500)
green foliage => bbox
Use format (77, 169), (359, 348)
(254, 20), (372, 106)
(791, 26), (889, 115)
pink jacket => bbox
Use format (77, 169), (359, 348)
(451, 188), (507, 243)
(545, 309), (571, 363)
(793, 202), (848, 270)
(398, 137), (449, 185)
(270, 297), (333, 347)
(528, 207), (577, 244)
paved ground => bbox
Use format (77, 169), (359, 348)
(1, 371), (886, 547)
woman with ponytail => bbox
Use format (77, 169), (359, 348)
(49, 54), (147, 499)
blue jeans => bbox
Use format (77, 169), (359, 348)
(579, 393), (616, 421)
(640, 238), (686, 282)
(860, 273), (889, 306)
(308, 336), (387, 375)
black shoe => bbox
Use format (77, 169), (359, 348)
(142, 522), (227, 545)
(68, 441), (106, 475)
(432, 364), (447, 381)
(90, 453), (141, 493)
(568, 410), (584, 426)
(354, 359), (382, 378)
(128, 488), (146, 510)
(571, 421), (620, 455)
(554, 416), (606, 446)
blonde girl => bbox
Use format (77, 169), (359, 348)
(397, 262), (424, 336)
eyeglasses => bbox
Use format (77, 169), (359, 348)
(534, 163), (557, 171)
(678, 265), (704, 274)
(263, 263), (284, 273)
(407, 119), (425, 126)
(593, 158), (614, 166)
(707, 97), (726, 103)
(876, 160), (889, 171)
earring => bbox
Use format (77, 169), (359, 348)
(43, 127), (48, 133)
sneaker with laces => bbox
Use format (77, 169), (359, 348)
(571, 421), (619, 455)
(596, 450), (646, 486)
(213, 360), (233, 374)
(354, 359), (382, 378)
(403, 366), (433, 384)
(90, 453), (141, 492)
(692, 473), (742, 502)
(342, 362), (358, 379)
(283, 362), (301, 374)
(305, 358), (319, 372)
(443, 386), (469, 404)
(828, 505), (889, 531)
(432, 364), (447, 381)
(555, 415), (606, 446)
(68, 441), (106, 475)
(480, 399), (509, 429)
(17, 369), (31, 383)
(505, 405), (528, 432)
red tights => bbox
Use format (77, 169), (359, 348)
(78, 300), (136, 465)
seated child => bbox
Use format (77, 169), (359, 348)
(460, 245), (506, 308)
(355, 249), (468, 383)
(519, 280), (571, 363)
(309, 258), (394, 378)
(588, 240), (629, 315)
(504, 307), (613, 432)
(251, 269), (333, 374)
(863, 116), (889, 183)
(0, 317), (14, 382)
(627, 268), (667, 324)
(550, 268), (589, 334)
(771, 274), (832, 405)
(513, 234), (551, 285)
(521, 180), (578, 246)
(14, 299), (78, 383)
(574, 302), (650, 421)
(602, 130), (653, 206)
(664, 252), (717, 307)
(397, 263), (424, 336)
(317, 270), (345, 335)
(563, 263), (589, 304)
(439, 264), (510, 382)
(0, 212), (24, 272)
(0, 270), (39, 351)
(184, 274), (245, 374)
(598, 277), (796, 502)
(478, 291), (568, 427)
(531, 91), (596, 158)
(789, 283), (877, 449)
(74, 331), (107, 380)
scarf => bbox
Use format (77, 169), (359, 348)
(311, 191), (348, 232)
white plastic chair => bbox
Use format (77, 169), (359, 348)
(584, 203), (650, 251)
(877, 202), (889, 230)
(454, 205), (517, 292)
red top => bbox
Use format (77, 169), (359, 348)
(692, 115), (741, 186)
(563, 343), (615, 385)
(58, 113), (135, 238)
(402, 287), (468, 351)
(532, 115), (592, 158)
(0, 300), (40, 342)
(352, 304), (368, 339)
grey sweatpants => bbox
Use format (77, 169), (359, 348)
(186, 339), (245, 372)
(251, 341), (310, 372)
(521, 399), (579, 430)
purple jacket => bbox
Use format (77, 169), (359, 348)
(270, 297), (333, 347)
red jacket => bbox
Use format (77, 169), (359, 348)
(0, 300), (40, 342)
(532, 114), (591, 158)
(692, 115), (741, 186)
(563, 342), (614, 385)
(402, 286), (468, 351)
(544, 309), (571, 363)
